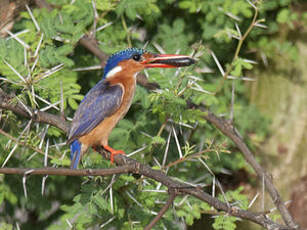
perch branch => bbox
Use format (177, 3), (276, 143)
(0, 146), (293, 230)
(0, 165), (134, 176)
(97, 146), (294, 230)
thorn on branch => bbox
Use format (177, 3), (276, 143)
(22, 169), (34, 199)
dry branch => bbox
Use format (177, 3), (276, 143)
(0, 147), (293, 230)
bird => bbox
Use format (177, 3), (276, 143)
(67, 47), (195, 169)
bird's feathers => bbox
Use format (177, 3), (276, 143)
(67, 80), (123, 144)
(70, 139), (82, 169)
(103, 48), (146, 78)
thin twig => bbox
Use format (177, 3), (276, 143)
(165, 149), (210, 169)
(230, 80), (235, 121)
(0, 88), (69, 133)
(144, 189), (176, 230)
(121, 15), (131, 47)
(213, 3), (260, 94)
(0, 128), (54, 159)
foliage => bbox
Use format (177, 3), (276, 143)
(0, 0), (304, 229)
(211, 187), (249, 230)
(213, 215), (237, 230)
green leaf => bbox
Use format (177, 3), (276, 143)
(213, 215), (237, 230)
(277, 9), (290, 23)
(231, 63), (242, 77)
(0, 223), (13, 230)
(116, 0), (160, 20)
(151, 136), (166, 146)
(68, 98), (79, 109)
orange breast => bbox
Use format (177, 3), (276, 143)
(79, 76), (136, 146)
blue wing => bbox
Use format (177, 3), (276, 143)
(67, 80), (123, 144)
(70, 139), (82, 169)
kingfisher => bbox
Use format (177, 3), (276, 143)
(67, 48), (195, 169)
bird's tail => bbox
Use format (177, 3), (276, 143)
(70, 140), (82, 169)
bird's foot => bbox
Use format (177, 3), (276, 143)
(103, 145), (125, 163)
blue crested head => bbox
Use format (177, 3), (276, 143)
(103, 48), (146, 78)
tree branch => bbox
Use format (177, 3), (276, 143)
(97, 146), (295, 230)
(201, 109), (299, 229)
(144, 189), (176, 230)
(79, 34), (109, 64)
(0, 146), (293, 230)
(0, 89), (69, 133)
(0, 165), (134, 176)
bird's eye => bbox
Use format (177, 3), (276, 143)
(132, 53), (141, 61)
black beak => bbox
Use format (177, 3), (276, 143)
(143, 54), (195, 68)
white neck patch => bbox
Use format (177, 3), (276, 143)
(105, 66), (122, 78)
(133, 73), (138, 79)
